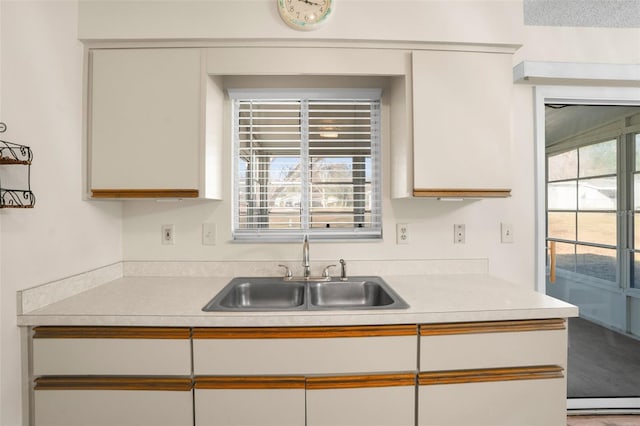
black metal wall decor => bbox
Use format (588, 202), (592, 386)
(0, 122), (35, 208)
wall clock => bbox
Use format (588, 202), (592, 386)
(277, 0), (333, 31)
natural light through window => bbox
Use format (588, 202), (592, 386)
(547, 139), (618, 285)
(229, 89), (382, 241)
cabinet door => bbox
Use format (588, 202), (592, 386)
(418, 370), (566, 426)
(306, 374), (416, 426)
(411, 50), (512, 197)
(194, 377), (306, 426)
(34, 378), (193, 426)
(89, 48), (202, 198)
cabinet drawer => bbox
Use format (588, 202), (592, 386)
(32, 327), (191, 375)
(193, 325), (417, 375)
(34, 378), (193, 426)
(420, 319), (567, 371)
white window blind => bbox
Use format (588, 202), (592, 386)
(229, 89), (382, 241)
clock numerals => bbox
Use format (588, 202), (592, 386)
(279, 0), (332, 29)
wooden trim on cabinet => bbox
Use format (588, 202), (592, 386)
(192, 325), (417, 339)
(420, 319), (566, 336)
(34, 377), (193, 391)
(32, 326), (191, 339)
(413, 189), (511, 198)
(91, 189), (199, 198)
(419, 365), (564, 386)
(195, 376), (306, 390)
(306, 373), (417, 390)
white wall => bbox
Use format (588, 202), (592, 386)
(0, 2), (122, 425)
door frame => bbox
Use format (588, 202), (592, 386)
(534, 85), (640, 413)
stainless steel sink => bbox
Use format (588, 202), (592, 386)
(202, 278), (306, 311)
(202, 276), (408, 312)
(308, 279), (406, 309)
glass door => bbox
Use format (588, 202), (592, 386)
(545, 107), (640, 408)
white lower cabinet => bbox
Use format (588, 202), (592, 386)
(31, 327), (193, 426)
(306, 375), (415, 426)
(191, 326), (418, 426)
(417, 319), (569, 426)
(194, 376), (306, 426)
(34, 383), (193, 426)
(418, 375), (566, 426)
(29, 321), (571, 426)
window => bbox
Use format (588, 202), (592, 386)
(547, 139), (618, 285)
(230, 89), (382, 241)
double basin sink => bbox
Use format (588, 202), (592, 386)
(202, 276), (409, 312)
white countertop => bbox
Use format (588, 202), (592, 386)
(17, 274), (578, 327)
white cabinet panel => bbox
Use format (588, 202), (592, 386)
(89, 48), (204, 197)
(307, 385), (415, 426)
(193, 335), (416, 375)
(33, 338), (191, 375)
(420, 329), (567, 371)
(34, 389), (192, 426)
(195, 388), (305, 426)
(419, 378), (566, 426)
(32, 328), (192, 375)
(411, 50), (512, 196)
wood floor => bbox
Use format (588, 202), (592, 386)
(568, 318), (640, 398)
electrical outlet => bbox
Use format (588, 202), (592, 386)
(202, 223), (216, 245)
(161, 224), (174, 245)
(396, 223), (409, 244)
(501, 223), (514, 243)
(454, 224), (465, 244)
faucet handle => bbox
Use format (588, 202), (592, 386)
(278, 264), (293, 279)
(322, 264), (337, 278)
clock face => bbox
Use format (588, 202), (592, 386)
(278, 0), (333, 30)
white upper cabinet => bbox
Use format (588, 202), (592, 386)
(88, 48), (221, 199)
(410, 50), (513, 198)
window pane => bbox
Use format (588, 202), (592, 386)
(635, 213), (640, 250)
(548, 181), (577, 210)
(267, 157), (302, 229)
(576, 245), (616, 284)
(548, 150), (577, 181)
(577, 212), (616, 246)
(578, 176), (616, 210)
(548, 212), (576, 241)
(554, 241), (576, 273)
(633, 252), (640, 288)
(579, 139), (616, 178)
(633, 173), (640, 210)
(635, 134), (640, 171)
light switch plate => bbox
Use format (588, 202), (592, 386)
(161, 224), (174, 245)
(501, 223), (514, 243)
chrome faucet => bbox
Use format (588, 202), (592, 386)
(302, 234), (311, 278)
(339, 258), (347, 281)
